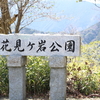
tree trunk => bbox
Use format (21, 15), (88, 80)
(15, 11), (23, 33)
(15, 2), (23, 33)
(0, 0), (11, 34)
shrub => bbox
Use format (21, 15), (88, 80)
(67, 59), (100, 96)
(26, 56), (50, 95)
(0, 56), (8, 96)
(0, 56), (50, 96)
(67, 41), (100, 96)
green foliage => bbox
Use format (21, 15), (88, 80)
(67, 59), (100, 95)
(81, 22), (100, 44)
(0, 41), (100, 96)
(0, 56), (8, 96)
(82, 41), (100, 65)
(67, 41), (100, 95)
(26, 56), (50, 95)
(0, 56), (50, 96)
(76, 0), (82, 2)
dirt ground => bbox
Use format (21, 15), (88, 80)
(0, 98), (100, 100)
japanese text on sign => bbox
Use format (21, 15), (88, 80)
(0, 34), (81, 56)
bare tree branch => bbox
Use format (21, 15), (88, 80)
(0, 0), (61, 33)
(94, 0), (100, 8)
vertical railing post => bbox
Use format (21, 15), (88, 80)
(49, 56), (67, 100)
(7, 56), (27, 100)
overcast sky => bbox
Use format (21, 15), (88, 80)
(27, 0), (100, 32)
(83, 0), (100, 3)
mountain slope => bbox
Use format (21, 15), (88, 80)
(20, 28), (45, 34)
(80, 22), (100, 44)
(20, 21), (100, 44)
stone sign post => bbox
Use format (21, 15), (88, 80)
(0, 34), (81, 100)
(49, 56), (67, 100)
(7, 56), (27, 100)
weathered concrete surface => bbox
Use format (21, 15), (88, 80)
(50, 68), (67, 100)
(0, 34), (81, 56)
(49, 56), (66, 68)
(49, 56), (67, 100)
(7, 56), (27, 100)
(7, 56), (27, 67)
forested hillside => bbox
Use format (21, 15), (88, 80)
(20, 22), (100, 44)
(80, 22), (100, 44)
(20, 28), (45, 34)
